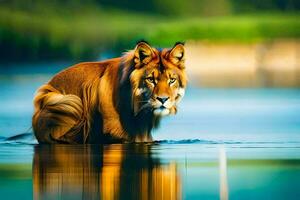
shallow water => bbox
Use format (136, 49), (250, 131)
(0, 63), (300, 199)
(0, 143), (299, 200)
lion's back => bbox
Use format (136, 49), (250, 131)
(48, 62), (108, 96)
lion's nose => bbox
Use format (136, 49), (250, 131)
(156, 96), (169, 104)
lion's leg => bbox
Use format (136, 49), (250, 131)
(32, 84), (84, 144)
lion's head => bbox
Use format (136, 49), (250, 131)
(125, 41), (187, 117)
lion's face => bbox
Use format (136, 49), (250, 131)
(130, 42), (187, 117)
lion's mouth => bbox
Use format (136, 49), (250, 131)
(153, 106), (170, 116)
(159, 105), (166, 109)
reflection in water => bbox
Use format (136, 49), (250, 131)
(219, 147), (228, 200)
(33, 145), (181, 200)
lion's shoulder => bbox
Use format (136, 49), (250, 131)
(48, 59), (120, 96)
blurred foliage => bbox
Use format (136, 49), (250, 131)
(2, 0), (299, 16)
(232, 0), (300, 12)
(0, 0), (299, 61)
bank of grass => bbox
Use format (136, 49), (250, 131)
(148, 14), (300, 46)
(0, 5), (299, 61)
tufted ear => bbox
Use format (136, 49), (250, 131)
(168, 42), (185, 66)
(134, 41), (154, 67)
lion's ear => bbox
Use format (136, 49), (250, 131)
(168, 42), (185, 66)
(134, 41), (154, 67)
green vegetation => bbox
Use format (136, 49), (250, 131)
(0, 4), (299, 61)
(144, 14), (300, 45)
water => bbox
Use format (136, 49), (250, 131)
(0, 63), (300, 199)
(0, 143), (299, 200)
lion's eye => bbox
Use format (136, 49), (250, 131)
(146, 77), (155, 84)
(169, 78), (177, 84)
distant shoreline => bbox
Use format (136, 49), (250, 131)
(0, 5), (299, 61)
(186, 39), (300, 87)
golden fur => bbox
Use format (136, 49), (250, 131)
(32, 41), (187, 144)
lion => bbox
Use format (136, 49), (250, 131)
(32, 41), (187, 144)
